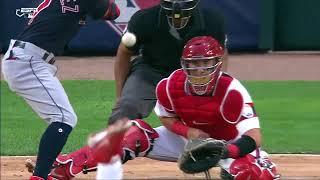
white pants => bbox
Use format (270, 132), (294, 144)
(96, 156), (123, 180)
(148, 126), (270, 172)
(1, 40), (77, 127)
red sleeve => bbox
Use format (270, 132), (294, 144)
(156, 78), (173, 111)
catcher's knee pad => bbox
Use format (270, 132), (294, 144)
(122, 119), (159, 163)
(50, 146), (98, 179)
(224, 154), (280, 180)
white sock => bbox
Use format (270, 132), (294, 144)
(96, 156), (123, 180)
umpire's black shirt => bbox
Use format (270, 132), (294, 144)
(127, 5), (226, 75)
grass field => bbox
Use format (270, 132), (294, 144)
(1, 80), (320, 155)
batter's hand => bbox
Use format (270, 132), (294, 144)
(187, 127), (210, 139)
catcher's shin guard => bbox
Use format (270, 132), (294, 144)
(224, 154), (280, 180)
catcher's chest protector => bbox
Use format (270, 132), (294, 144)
(167, 70), (239, 140)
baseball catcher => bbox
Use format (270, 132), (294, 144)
(153, 36), (280, 180)
(28, 36), (280, 180)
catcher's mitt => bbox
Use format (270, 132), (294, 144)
(178, 138), (228, 174)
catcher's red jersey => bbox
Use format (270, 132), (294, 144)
(155, 69), (259, 141)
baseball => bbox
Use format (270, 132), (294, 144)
(121, 32), (137, 47)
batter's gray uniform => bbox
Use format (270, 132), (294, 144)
(1, 0), (120, 179)
(2, 40), (77, 127)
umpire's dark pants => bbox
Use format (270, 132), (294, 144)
(108, 57), (169, 124)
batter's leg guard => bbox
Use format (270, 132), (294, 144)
(50, 146), (98, 179)
(50, 120), (131, 180)
(49, 119), (157, 179)
(88, 119), (132, 163)
(122, 119), (159, 162)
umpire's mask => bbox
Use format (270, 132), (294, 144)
(161, 0), (199, 29)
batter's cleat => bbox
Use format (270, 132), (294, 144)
(26, 157), (76, 180)
(88, 119), (132, 163)
(26, 160), (56, 180)
(29, 175), (54, 180)
(25, 159), (35, 173)
(29, 176), (44, 180)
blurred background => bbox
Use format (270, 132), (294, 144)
(1, 0), (320, 54)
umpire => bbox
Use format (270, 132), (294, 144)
(109, 0), (227, 124)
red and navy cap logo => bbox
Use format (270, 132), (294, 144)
(106, 0), (160, 35)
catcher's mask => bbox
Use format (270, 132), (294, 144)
(160, 0), (199, 29)
(181, 36), (224, 96)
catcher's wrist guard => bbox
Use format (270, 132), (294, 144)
(225, 144), (240, 159)
(231, 135), (257, 157)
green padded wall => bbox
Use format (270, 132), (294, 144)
(274, 0), (320, 50)
(259, 0), (275, 50)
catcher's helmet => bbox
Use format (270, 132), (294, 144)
(160, 0), (199, 29)
(181, 36), (224, 96)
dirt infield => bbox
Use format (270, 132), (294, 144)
(1, 53), (320, 179)
(1, 155), (320, 179)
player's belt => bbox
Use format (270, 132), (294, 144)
(12, 40), (55, 65)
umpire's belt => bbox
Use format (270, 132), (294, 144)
(11, 40), (55, 65)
